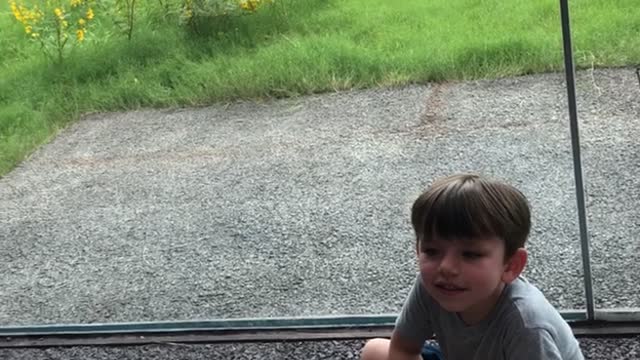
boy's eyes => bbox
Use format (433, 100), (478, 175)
(422, 248), (439, 256)
(462, 251), (483, 259)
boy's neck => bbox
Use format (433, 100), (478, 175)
(458, 282), (507, 326)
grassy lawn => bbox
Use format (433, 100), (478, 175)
(1, 0), (639, 177)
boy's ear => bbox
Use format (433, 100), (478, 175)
(501, 248), (527, 284)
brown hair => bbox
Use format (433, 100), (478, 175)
(411, 173), (531, 260)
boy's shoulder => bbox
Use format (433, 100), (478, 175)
(495, 276), (571, 337)
(491, 277), (584, 359)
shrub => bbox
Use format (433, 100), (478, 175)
(181, 0), (267, 35)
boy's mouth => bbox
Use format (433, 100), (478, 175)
(435, 283), (467, 292)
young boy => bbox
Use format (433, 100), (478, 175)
(360, 173), (584, 360)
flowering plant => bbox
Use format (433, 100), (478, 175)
(8, 0), (95, 63)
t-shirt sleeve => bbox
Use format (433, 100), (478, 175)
(505, 327), (564, 360)
(394, 274), (434, 344)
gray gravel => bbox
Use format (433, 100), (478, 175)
(1, 337), (639, 359)
(0, 68), (639, 326)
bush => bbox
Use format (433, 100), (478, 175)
(181, 0), (267, 35)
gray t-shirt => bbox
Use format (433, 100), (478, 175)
(395, 273), (584, 360)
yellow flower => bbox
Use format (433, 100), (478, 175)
(31, 32), (39, 38)
(78, 18), (86, 26)
(54, 7), (63, 18)
(86, 8), (94, 20)
(76, 29), (85, 41)
(25, 25), (32, 34)
(10, 2), (24, 22)
(13, 11), (23, 23)
(70, 0), (83, 7)
(240, 0), (257, 11)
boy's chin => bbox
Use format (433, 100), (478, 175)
(429, 294), (470, 313)
(437, 301), (468, 313)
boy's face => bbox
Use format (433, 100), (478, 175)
(417, 235), (526, 325)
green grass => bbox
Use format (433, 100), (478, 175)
(1, 0), (640, 177)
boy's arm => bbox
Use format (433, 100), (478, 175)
(388, 330), (423, 360)
(391, 273), (435, 360)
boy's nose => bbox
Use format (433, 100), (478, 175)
(438, 253), (460, 276)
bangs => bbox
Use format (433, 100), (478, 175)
(412, 176), (509, 243)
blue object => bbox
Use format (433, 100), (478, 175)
(421, 342), (443, 360)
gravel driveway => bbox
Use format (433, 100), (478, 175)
(0, 68), (638, 326)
